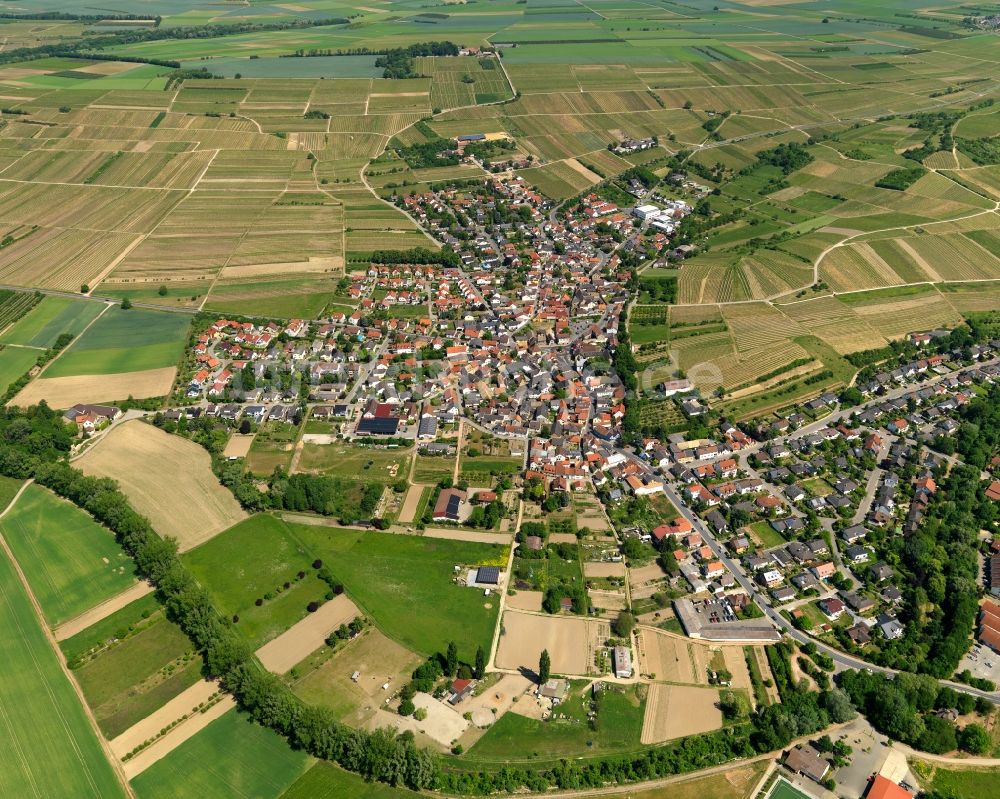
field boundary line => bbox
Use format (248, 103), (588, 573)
(54, 579), (155, 642)
(0, 478), (137, 798)
(32, 301), (111, 379)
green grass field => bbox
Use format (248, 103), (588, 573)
(0, 483), (137, 626)
(468, 685), (644, 763)
(0, 544), (126, 798)
(60, 591), (162, 663)
(44, 307), (190, 377)
(296, 441), (410, 484)
(131, 708), (313, 799)
(182, 514), (330, 647)
(0, 345), (41, 394)
(0, 296), (105, 349)
(74, 613), (200, 739)
(285, 522), (506, 661)
(279, 762), (417, 798)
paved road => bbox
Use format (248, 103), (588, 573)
(660, 482), (1000, 705)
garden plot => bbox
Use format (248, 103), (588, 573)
(640, 684), (722, 744)
(495, 610), (606, 676)
(76, 421), (246, 551)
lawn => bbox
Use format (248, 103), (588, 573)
(914, 761), (1000, 799)
(748, 520), (786, 549)
(131, 708), (313, 799)
(74, 612), (200, 739)
(413, 452), (456, 484)
(182, 514), (330, 647)
(247, 422), (299, 476)
(0, 483), (137, 626)
(285, 522), (506, 661)
(467, 684), (644, 763)
(280, 762), (416, 799)
(0, 544), (126, 798)
(626, 760), (767, 799)
(44, 306), (190, 377)
(0, 296), (105, 348)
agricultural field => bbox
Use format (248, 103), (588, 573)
(43, 307), (189, 378)
(0, 296), (105, 349)
(0, 543), (127, 798)
(73, 609), (201, 739)
(0, 483), (137, 627)
(130, 708), (313, 799)
(76, 421), (247, 551)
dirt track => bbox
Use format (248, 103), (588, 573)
(54, 581), (154, 642)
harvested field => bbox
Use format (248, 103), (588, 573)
(495, 610), (605, 676)
(640, 684), (722, 744)
(588, 589), (628, 612)
(110, 678), (220, 760)
(256, 594), (361, 675)
(76, 421), (246, 550)
(397, 483), (423, 524)
(630, 563), (668, 586)
(11, 366), (176, 407)
(721, 646), (753, 697)
(637, 628), (707, 684)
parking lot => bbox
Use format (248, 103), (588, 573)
(958, 641), (1000, 684)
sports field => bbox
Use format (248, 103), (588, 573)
(766, 779), (814, 799)
(0, 544), (126, 798)
(0, 483), (137, 626)
(130, 708), (313, 799)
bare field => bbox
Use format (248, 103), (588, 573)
(637, 628), (708, 684)
(256, 594), (361, 675)
(11, 366), (176, 408)
(76, 420), (246, 550)
(506, 590), (544, 612)
(495, 610), (605, 675)
(640, 684), (722, 744)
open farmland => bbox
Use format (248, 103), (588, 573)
(0, 483), (137, 627)
(43, 306), (189, 377)
(130, 708), (313, 799)
(0, 296), (105, 349)
(76, 421), (247, 551)
(0, 543), (127, 798)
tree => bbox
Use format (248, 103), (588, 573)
(474, 645), (486, 679)
(157, 284), (168, 296)
(820, 688), (857, 724)
(612, 611), (636, 639)
(120, 297), (132, 310)
(538, 649), (551, 684)
(445, 641), (458, 677)
(958, 723), (991, 754)
(80, 284), (89, 294)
